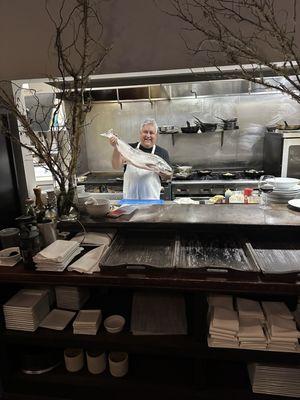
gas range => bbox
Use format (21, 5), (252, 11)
(170, 170), (260, 200)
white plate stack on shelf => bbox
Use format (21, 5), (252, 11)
(39, 309), (76, 331)
(55, 286), (90, 310)
(266, 178), (300, 204)
(248, 363), (300, 397)
(33, 240), (83, 272)
(236, 298), (267, 350)
(3, 289), (50, 332)
(73, 310), (102, 335)
(207, 295), (239, 348)
(262, 301), (300, 352)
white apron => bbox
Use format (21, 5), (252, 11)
(123, 143), (161, 200)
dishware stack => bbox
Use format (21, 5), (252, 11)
(248, 363), (300, 397)
(73, 309), (102, 335)
(55, 286), (90, 310)
(3, 289), (50, 332)
(33, 240), (83, 272)
(265, 177), (300, 204)
(39, 309), (76, 330)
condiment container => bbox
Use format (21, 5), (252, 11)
(108, 352), (128, 377)
(243, 188), (253, 204)
(86, 350), (106, 374)
(64, 348), (84, 372)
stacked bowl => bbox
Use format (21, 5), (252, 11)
(266, 178), (300, 204)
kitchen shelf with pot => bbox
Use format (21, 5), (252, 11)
(165, 128), (239, 146)
(0, 218), (299, 400)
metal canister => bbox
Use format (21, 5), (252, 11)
(15, 215), (40, 270)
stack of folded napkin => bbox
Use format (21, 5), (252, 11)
(33, 240), (83, 272)
(67, 246), (107, 274)
(237, 298), (267, 350)
(207, 295), (239, 348)
(262, 302), (300, 352)
(73, 310), (102, 335)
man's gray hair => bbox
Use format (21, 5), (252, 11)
(140, 118), (158, 133)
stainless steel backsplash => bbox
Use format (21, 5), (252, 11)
(82, 92), (300, 172)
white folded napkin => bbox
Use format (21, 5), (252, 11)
(210, 307), (239, 333)
(238, 318), (266, 340)
(262, 301), (293, 320)
(207, 294), (233, 310)
(71, 230), (117, 246)
(68, 246), (107, 274)
(237, 298), (265, 321)
(33, 240), (80, 263)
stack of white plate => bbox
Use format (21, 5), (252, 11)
(73, 309), (102, 334)
(55, 286), (90, 310)
(248, 363), (300, 397)
(266, 185), (300, 204)
(3, 289), (50, 332)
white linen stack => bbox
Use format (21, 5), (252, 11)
(67, 246), (107, 274)
(33, 240), (83, 272)
(3, 289), (50, 332)
(207, 295), (239, 348)
(262, 301), (300, 352)
(237, 298), (267, 350)
(70, 230), (117, 247)
(73, 310), (102, 335)
(248, 363), (300, 397)
(55, 286), (90, 310)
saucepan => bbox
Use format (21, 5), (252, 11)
(181, 121), (199, 133)
(215, 117), (238, 130)
(193, 117), (217, 132)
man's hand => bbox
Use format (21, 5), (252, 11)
(109, 135), (118, 148)
(159, 172), (172, 181)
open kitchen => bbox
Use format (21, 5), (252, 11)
(0, 1), (300, 399)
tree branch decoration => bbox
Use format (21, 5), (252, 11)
(0, 0), (111, 218)
(159, 0), (300, 103)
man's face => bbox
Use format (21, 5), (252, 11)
(140, 123), (158, 148)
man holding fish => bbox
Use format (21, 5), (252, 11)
(105, 119), (172, 200)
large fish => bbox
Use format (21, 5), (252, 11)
(100, 129), (173, 178)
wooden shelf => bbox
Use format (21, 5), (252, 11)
(2, 328), (299, 364)
(0, 263), (299, 295)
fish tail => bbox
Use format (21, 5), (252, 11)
(99, 128), (114, 138)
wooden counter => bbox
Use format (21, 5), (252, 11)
(61, 203), (300, 231)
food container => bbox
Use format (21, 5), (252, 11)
(0, 228), (20, 249)
(104, 315), (126, 333)
(108, 352), (128, 377)
(86, 350), (106, 374)
(85, 199), (111, 218)
(64, 348), (84, 372)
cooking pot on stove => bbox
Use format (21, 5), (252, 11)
(276, 121), (300, 130)
(196, 169), (212, 176)
(244, 169), (264, 178)
(221, 172), (237, 179)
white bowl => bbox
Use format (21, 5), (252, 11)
(85, 200), (110, 218)
(266, 177), (300, 190)
(104, 315), (125, 333)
